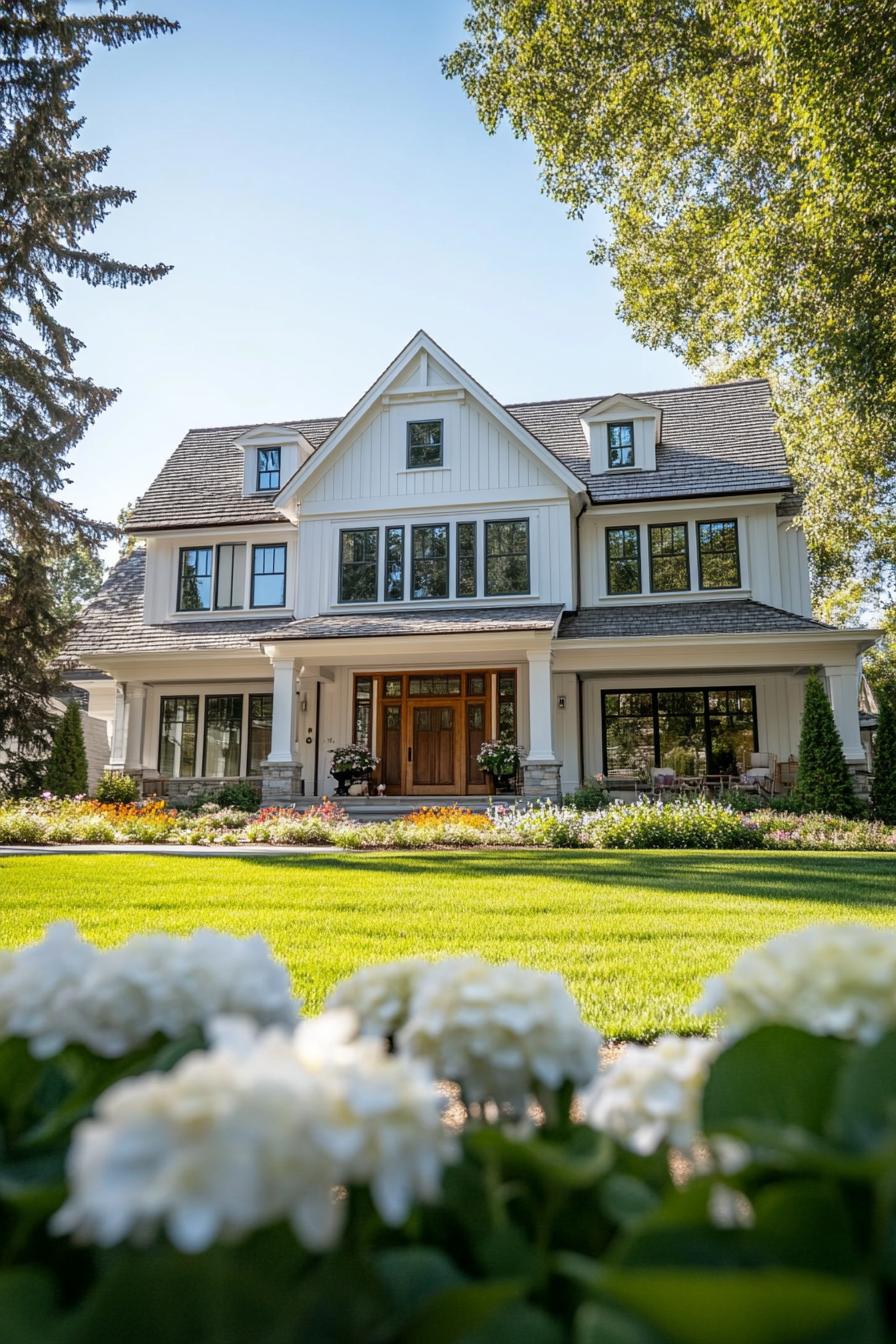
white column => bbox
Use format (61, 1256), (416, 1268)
(526, 649), (557, 762)
(123, 683), (147, 771)
(267, 658), (299, 763)
(110, 683), (127, 768)
(824, 662), (865, 762)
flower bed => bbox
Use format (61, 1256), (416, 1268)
(3, 920), (896, 1340)
(1, 793), (895, 851)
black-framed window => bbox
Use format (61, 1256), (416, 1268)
(177, 547), (213, 611)
(250, 544), (286, 608)
(247, 693), (273, 774)
(606, 526), (641, 595)
(407, 419), (443, 468)
(608, 421), (635, 469)
(158, 696), (199, 777)
(339, 528), (378, 603)
(697, 520), (740, 589)
(257, 447), (281, 492)
(353, 676), (373, 747)
(411, 524), (449, 599)
(457, 521), (477, 598)
(215, 543), (246, 610)
(384, 526), (404, 602)
(649, 524), (690, 592)
(498, 671), (517, 739)
(485, 519), (530, 596)
(203, 694), (243, 777)
(602, 686), (757, 776)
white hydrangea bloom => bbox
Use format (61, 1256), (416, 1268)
(0, 923), (299, 1058)
(53, 1016), (456, 1253)
(397, 957), (601, 1109)
(693, 923), (896, 1043)
(579, 1035), (719, 1155)
(324, 958), (430, 1038)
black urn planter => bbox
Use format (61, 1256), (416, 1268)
(491, 773), (514, 795)
(331, 770), (353, 797)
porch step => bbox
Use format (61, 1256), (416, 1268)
(293, 795), (507, 821)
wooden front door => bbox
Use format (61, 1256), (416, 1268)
(411, 704), (458, 793)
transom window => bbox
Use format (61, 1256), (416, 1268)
(407, 420), (443, 469)
(408, 675), (462, 696)
(697, 520), (741, 589)
(608, 421), (635, 469)
(257, 447), (281, 492)
(649, 524), (690, 592)
(606, 526), (641, 595)
(177, 547), (213, 611)
(485, 519), (530, 596)
(602, 687), (757, 777)
(250, 544), (287, 608)
(339, 528), (378, 603)
(411, 524), (449, 599)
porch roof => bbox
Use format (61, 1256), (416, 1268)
(258, 606), (564, 641)
(557, 600), (836, 640)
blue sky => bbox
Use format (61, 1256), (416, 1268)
(65, 0), (690, 527)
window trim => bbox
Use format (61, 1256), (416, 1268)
(607, 420), (635, 470)
(256, 446), (281, 493)
(157, 694), (200, 777)
(176, 546), (213, 613)
(384, 525), (405, 603)
(648, 522), (691, 594)
(410, 522), (451, 601)
(201, 692), (244, 777)
(338, 526), (379, 605)
(456, 520), (477, 599)
(406, 418), (444, 469)
(696, 518), (741, 590)
(605, 525), (642, 596)
(600, 685), (759, 775)
(484, 518), (530, 597)
(250, 542), (287, 609)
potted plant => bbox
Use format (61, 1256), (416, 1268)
(476, 739), (523, 793)
(329, 744), (379, 796)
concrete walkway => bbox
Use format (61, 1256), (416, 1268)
(0, 843), (338, 857)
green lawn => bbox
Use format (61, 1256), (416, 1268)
(2, 850), (895, 1039)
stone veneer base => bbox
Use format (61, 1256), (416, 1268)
(522, 761), (563, 804)
(260, 762), (305, 805)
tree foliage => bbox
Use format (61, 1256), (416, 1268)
(444, 0), (896, 618)
(44, 699), (87, 796)
(51, 537), (104, 625)
(0, 1), (176, 792)
(792, 669), (858, 816)
(870, 692), (896, 826)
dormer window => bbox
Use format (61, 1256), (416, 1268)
(256, 447), (281, 492)
(407, 419), (443, 468)
(608, 422), (635, 469)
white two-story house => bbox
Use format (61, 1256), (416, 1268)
(64, 331), (876, 804)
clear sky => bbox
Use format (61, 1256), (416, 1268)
(64, 0), (690, 529)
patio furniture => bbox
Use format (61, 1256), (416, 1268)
(738, 752), (778, 798)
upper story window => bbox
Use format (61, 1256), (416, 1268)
(607, 421), (635, 469)
(698, 520), (740, 589)
(457, 521), (477, 598)
(215, 543), (246, 610)
(384, 526), (404, 602)
(339, 527), (378, 603)
(407, 419), (443, 468)
(177, 546), (213, 611)
(250, 543), (287, 608)
(649, 524), (690, 593)
(606, 526), (641, 595)
(411, 524), (449, 599)
(256, 447), (281, 492)
(485, 519), (530, 596)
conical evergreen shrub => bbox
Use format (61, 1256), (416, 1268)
(792, 669), (858, 816)
(44, 702), (88, 797)
(870, 692), (896, 824)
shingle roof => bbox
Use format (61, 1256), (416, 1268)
(125, 378), (793, 531)
(60, 551), (292, 658)
(259, 606), (564, 642)
(558, 600), (834, 640)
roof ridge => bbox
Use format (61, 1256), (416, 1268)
(506, 377), (769, 411)
(183, 415), (342, 436)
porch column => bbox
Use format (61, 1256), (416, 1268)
(261, 656), (303, 803)
(824, 662), (865, 763)
(523, 649), (562, 800)
(108, 682), (146, 789)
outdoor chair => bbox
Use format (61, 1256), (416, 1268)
(738, 752), (778, 798)
(650, 767), (678, 798)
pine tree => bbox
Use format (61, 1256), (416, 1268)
(792, 669), (858, 816)
(0, 2), (177, 794)
(870, 692), (896, 825)
(44, 700), (88, 797)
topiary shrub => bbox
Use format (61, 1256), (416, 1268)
(44, 702), (88, 797)
(870, 691), (896, 824)
(791, 668), (859, 816)
(95, 772), (139, 804)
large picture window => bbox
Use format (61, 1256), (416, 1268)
(251, 544), (286, 608)
(485, 519), (529, 596)
(606, 527), (641, 596)
(203, 694), (243, 777)
(407, 420), (443, 468)
(247, 693), (273, 773)
(411, 524), (449, 599)
(256, 447), (281, 492)
(649, 524), (690, 592)
(177, 547), (213, 611)
(339, 528), (378, 603)
(158, 696), (199, 777)
(697, 520), (741, 589)
(215, 543), (246, 610)
(602, 687), (757, 776)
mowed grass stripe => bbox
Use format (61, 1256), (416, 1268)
(2, 850), (895, 1040)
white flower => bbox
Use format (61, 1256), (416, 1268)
(0, 923), (299, 1058)
(325, 958), (430, 1038)
(52, 1016), (456, 1253)
(397, 957), (601, 1109)
(693, 923), (896, 1043)
(579, 1035), (719, 1155)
